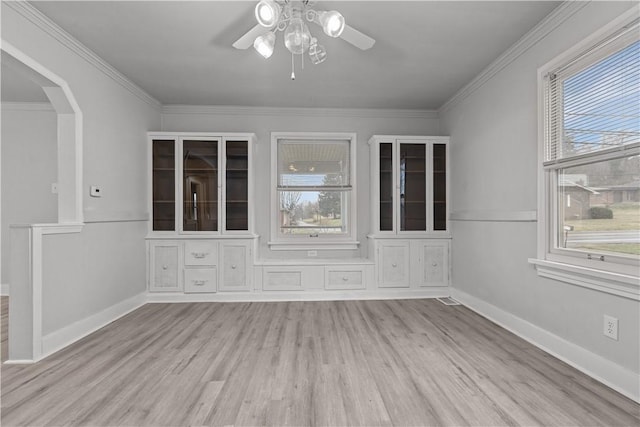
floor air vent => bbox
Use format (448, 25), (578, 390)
(437, 297), (461, 306)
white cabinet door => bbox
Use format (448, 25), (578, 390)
(414, 240), (449, 287)
(149, 242), (181, 292)
(378, 241), (410, 288)
(219, 242), (251, 291)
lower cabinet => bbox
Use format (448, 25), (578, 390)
(149, 241), (181, 292)
(147, 238), (254, 293)
(371, 238), (450, 288)
(377, 241), (411, 288)
(219, 241), (252, 292)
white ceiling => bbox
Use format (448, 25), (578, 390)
(4, 1), (560, 109)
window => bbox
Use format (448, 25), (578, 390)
(536, 13), (640, 287)
(270, 133), (357, 249)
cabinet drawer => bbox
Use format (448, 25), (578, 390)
(263, 267), (303, 291)
(325, 267), (365, 290)
(184, 242), (217, 266)
(184, 268), (217, 293)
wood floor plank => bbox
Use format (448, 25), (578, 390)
(1, 299), (639, 426)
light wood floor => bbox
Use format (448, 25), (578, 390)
(1, 299), (639, 426)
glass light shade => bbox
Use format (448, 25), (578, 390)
(254, 31), (276, 58)
(284, 18), (311, 54)
(255, 0), (280, 28)
(319, 10), (345, 37)
(308, 39), (327, 65)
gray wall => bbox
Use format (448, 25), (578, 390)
(2, 3), (161, 335)
(161, 109), (441, 259)
(439, 1), (639, 375)
(1, 107), (58, 286)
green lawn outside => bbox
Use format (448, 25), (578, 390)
(565, 203), (640, 231)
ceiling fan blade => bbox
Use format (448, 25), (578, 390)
(340, 25), (375, 50)
(233, 24), (268, 50)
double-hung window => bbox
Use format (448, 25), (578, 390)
(536, 12), (639, 292)
(270, 132), (357, 249)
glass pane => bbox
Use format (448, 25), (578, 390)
(433, 143), (447, 231)
(279, 190), (347, 235)
(278, 140), (350, 187)
(379, 143), (393, 231)
(558, 154), (640, 257)
(226, 140), (248, 231)
(183, 140), (218, 232)
(400, 143), (426, 231)
(152, 139), (175, 231)
(561, 40), (640, 159)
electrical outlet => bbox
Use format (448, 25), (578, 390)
(604, 315), (618, 341)
(307, 250), (317, 257)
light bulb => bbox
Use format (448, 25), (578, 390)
(284, 18), (311, 55)
(309, 38), (327, 65)
(255, 0), (280, 28)
(254, 31), (276, 59)
(319, 10), (345, 38)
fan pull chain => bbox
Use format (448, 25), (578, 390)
(291, 51), (296, 80)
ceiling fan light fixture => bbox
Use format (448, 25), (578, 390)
(319, 10), (345, 37)
(254, 31), (276, 58)
(255, 0), (281, 28)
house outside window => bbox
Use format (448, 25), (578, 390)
(270, 132), (358, 250)
(534, 11), (640, 292)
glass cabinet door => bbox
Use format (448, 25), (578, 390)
(225, 140), (249, 231)
(433, 143), (447, 231)
(379, 143), (394, 231)
(399, 143), (426, 231)
(183, 140), (218, 232)
(152, 139), (175, 231)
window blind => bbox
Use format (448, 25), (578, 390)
(277, 140), (351, 189)
(545, 22), (640, 164)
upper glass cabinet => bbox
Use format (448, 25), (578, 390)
(370, 136), (449, 235)
(149, 133), (255, 234)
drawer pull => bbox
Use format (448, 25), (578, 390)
(192, 252), (208, 259)
(193, 280), (207, 286)
(231, 264), (237, 269)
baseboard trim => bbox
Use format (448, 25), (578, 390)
(40, 292), (147, 361)
(147, 288), (450, 303)
(450, 288), (640, 403)
(1, 284), (10, 296)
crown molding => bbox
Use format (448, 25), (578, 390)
(1, 102), (54, 112)
(5, 1), (161, 110)
(162, 104), (439, 120)
(439, 1), (588, 114)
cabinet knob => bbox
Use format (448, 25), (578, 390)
(231, 264), (237, 269)
(162, 265), (168, 270)
(432, 263), (438, 267)
(342, 276), (348, 281)
(392, 263), (397, 267)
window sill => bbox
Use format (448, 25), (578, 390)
(268, 240), (360, 251)
(528, 258), (639, 300)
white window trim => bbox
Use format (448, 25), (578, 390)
(531, 6), (640, 299)
(269, 132), (359, 250)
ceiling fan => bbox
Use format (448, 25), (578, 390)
(233, 0), (375, 78)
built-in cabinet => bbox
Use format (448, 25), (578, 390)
(147, 132), (256, 294)
(368, 135), (451, 289)
(147, 132), (450, 297)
